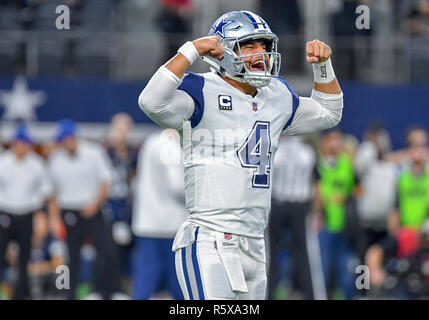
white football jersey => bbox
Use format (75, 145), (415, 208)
(177, 71), (299, 238)
(139, 66), (343, 240)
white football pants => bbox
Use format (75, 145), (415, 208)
(174, 225), (267, 300)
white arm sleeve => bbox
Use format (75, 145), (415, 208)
(283, 89), (343, 136)
(138, 65), (195, 130)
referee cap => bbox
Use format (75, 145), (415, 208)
(56, 119), (77, 142)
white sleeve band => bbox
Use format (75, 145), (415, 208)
(312, 58), (336, 83)
(177, 41), (200, 65)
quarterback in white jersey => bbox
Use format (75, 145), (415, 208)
(138, 11), (343, 300)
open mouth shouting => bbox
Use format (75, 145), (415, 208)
(250, 58), (267, 72)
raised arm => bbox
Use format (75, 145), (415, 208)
(165, 36), (224, 79)
(306, 39), (342, 95)
(283, 40), (344, 136)
(138, 36), (224, 130)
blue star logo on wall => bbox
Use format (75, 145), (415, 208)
(212, 19), (234, 38)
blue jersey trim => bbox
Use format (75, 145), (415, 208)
(275, 76), (300, 131)
(178, 72), (205, 128)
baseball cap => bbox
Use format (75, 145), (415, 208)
(56, 119), (77, 142)
(14, 123), (33, 145)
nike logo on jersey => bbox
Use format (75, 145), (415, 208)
(218, 95), (232, 110)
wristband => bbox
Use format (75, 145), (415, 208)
(177, 41), (200, 65)
(312, 57), (336, 83)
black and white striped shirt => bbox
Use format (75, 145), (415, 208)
(272, 136), (317, 203)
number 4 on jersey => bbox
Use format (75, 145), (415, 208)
(237, 121), (272, 188)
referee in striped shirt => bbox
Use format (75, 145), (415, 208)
(268, 136), (325, 300)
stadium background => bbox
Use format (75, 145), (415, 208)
(0, 0), (428, 300)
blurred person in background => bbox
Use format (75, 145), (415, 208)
(386, 126), (429, 166)
(0, 124), (53, 299)
(28, 211), (67, 300)
(132, 129), (186, 300)
(366, 132), (429, 298)
(156, 0), (194, 65)
(388, 136), (429, 238)
(47, 119), (122, 300)
(406, 126), (428, 148)
(366, 219), (429, 299)
(403, 0), (429, 35)
(314, 128), (362, 300)
(104, 113), (138, 293)
(354, 124), (398, 258)
(268, 136), (324, 300)
(341, 132), (359, 159)
(39, 141), (57, 160)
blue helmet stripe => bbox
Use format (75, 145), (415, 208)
(241, 11), (267, 30)
(241, 11), (258, 29)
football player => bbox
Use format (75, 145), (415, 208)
(138, 10), (343, 300)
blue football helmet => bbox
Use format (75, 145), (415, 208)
(203, 10), (281, 88)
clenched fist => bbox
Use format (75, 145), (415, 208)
(193, 36), (224, 61)
(306, 39), (332, 64)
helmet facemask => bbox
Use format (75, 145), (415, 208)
(202, 34), (281, 88)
